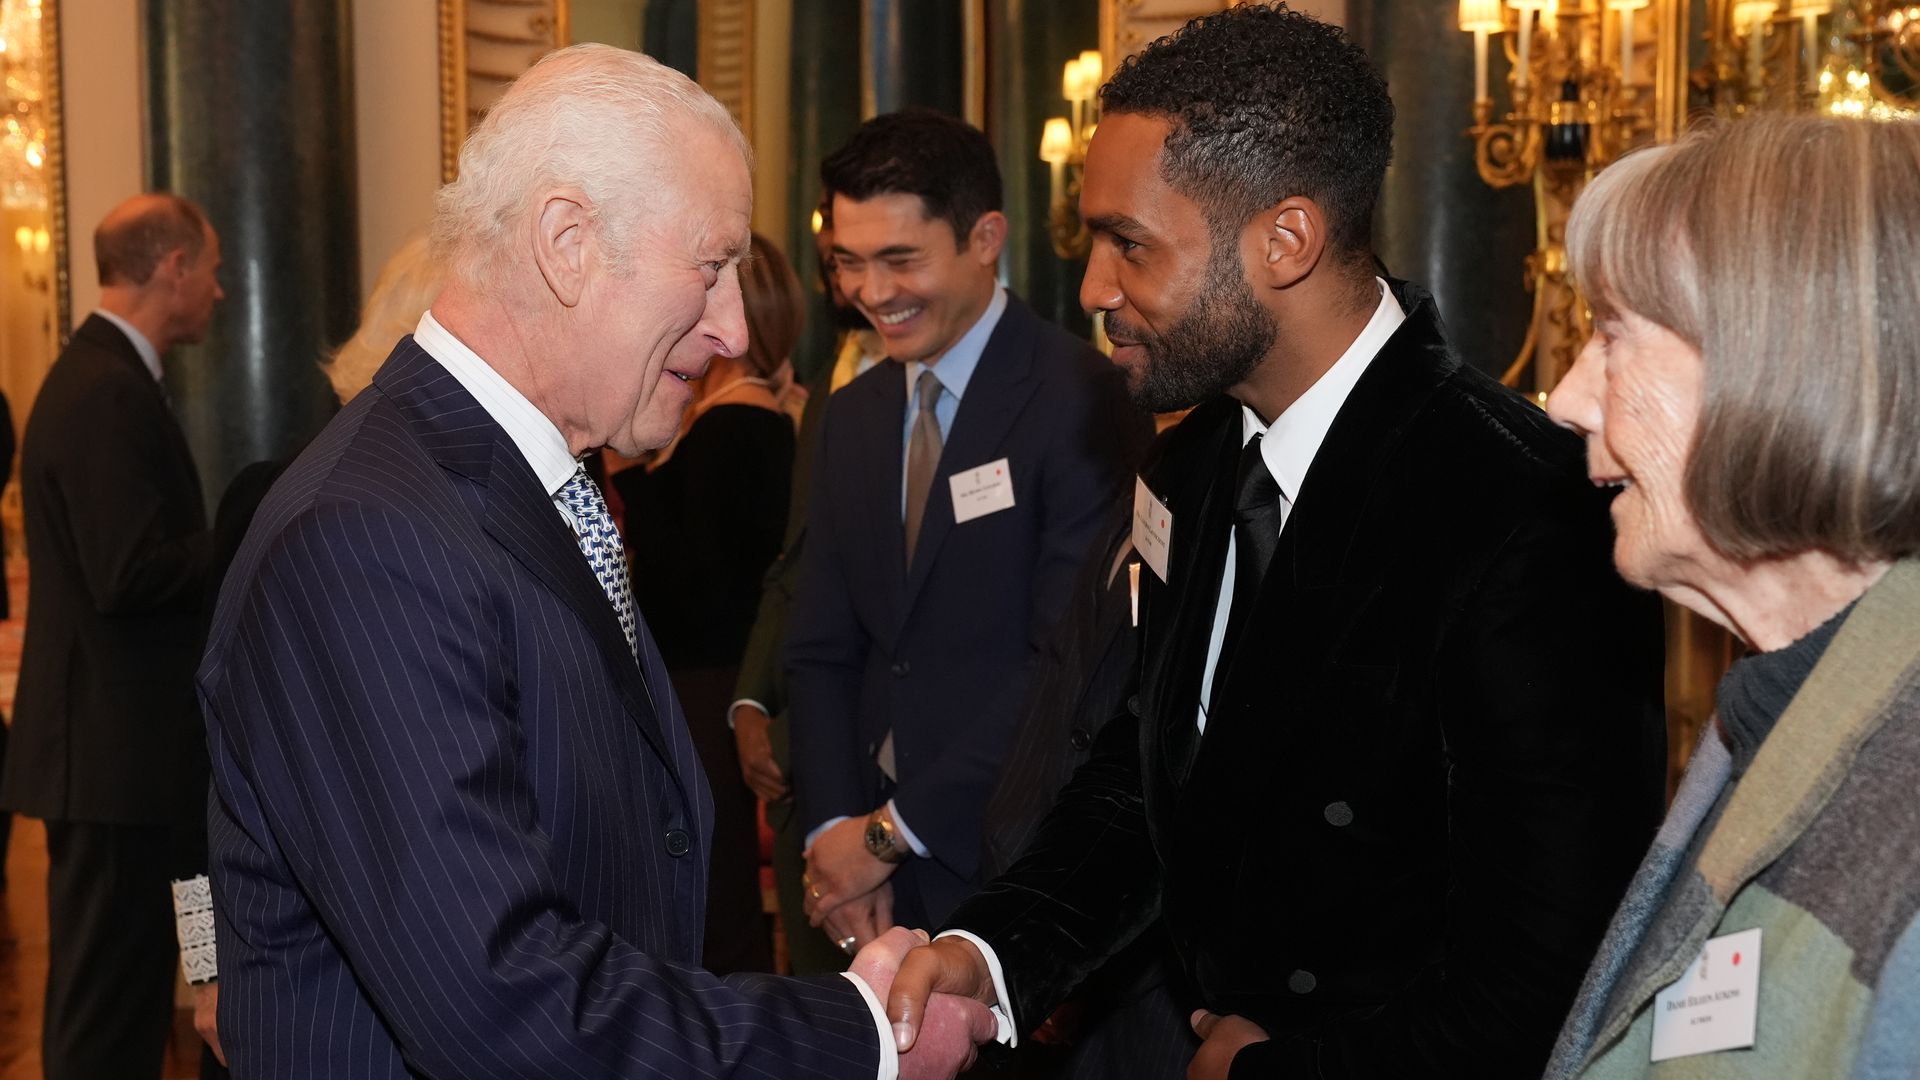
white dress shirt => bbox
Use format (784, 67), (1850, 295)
(411, 310), (904, 1079)
(94, 309), (163, 382)
(948, 279), (1407, 1046)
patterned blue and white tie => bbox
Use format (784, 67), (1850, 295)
(557, 467), (639, 659)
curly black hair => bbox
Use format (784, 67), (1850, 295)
(820, 108), (1003, 249)
(1101, 3), (1394, 265)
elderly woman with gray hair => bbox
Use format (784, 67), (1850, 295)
(1543, 113), (1920, 1079)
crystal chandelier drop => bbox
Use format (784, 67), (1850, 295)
(0, 0), (49, 212)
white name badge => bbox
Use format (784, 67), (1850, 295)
(950, 458), (1017, 524)
(1131, 476), (1173, 583)
(1651, 927), (1762, 1062)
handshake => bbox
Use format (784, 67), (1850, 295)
(847, 928), (1002, 1080)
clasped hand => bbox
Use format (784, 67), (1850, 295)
(853, 929), (998, 1080)
(803, 815), (898, 949)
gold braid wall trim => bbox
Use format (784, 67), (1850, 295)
(438, 0), (567, 183)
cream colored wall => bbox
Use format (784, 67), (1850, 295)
(354, 0), (443, 300)
(60, 0), (143, 331)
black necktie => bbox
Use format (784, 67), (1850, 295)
(1212, 434), (1283, 715)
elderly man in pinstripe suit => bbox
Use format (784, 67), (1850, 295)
(198, 45), (989, 1079)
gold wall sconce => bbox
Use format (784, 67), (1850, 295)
(1037, 49), (1103, 261)
(15, 222), (49, 291)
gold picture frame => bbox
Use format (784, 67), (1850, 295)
(438, 0), (570, 183)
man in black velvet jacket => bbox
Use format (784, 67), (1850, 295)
(886, 8), (1668, 1079)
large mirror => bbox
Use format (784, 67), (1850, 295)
(0, 0), (62, 552)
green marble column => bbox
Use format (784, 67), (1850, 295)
(786, 0), (866, 383)
(146, 0), (357, 502)
(989, 0), (1097, 338)
(862, 0), (965, 116)
(1346, 0), (1534, 379)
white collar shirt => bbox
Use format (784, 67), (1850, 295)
(94, 309), (163, 383)
(412, 310), (586, 531)
(1196, 279), (1406, 731)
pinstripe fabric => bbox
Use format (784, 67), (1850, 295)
(199, 338), (880, 1078)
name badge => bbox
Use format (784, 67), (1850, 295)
(950, 458), (1016, 524)
(1131, 476), (1173, 582)
(1651, 927), (1762, 1062)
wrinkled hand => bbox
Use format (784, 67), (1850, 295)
(194, 980), (226, 1066)
(1187, 1011), (1268, 1080)
(803, 816), (895, 926)
(886, 935), (999, 1055)
(731, 705), (788, 803)
(853, 929), (998, 1080)
(821, 880), (893, 953)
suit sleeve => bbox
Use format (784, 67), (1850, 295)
(941, 699), (1164, 1034)
(62, 379), (213, 614)
(891, 365), (1150, 877)
(202, 501), (881, 1079)
(1228, 487), (1667, 1079)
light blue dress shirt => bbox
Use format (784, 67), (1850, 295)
(898, 285), (1007, 515)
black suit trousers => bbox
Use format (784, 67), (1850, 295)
(43, 820), (176, 1080)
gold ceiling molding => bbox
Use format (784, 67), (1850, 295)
(439, 0), (569, 182)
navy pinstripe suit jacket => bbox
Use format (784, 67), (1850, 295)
(199, 339), (881, 1078)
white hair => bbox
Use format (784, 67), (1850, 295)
(432, 43), (750, 289)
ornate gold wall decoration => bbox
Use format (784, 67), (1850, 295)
(697, 0), (752, 134)
(439, 0), (569, 182)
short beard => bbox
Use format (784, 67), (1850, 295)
(1112, 239), (1277, 414)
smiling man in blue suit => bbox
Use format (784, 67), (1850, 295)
(198, 45), (991, 1079)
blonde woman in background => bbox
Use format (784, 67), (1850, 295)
(322, 233), (443, 404)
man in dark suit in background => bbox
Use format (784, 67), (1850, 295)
(787, 110), (1151, 953)
(2, 192), (224, 1080)
(198, 45), (988, 1078)
(888, 9), (1667, 1079)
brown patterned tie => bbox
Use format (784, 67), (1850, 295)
(903, 368), (944, 566)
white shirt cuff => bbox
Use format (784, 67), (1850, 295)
(727, 698), (770, 732)
(840, 970), (900, 1080)
(885, 799), (931, 858)
(935, 929), (1017, 1048)
(806, 815), (851, 851)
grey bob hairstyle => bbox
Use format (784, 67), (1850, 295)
(1567, 112), (1920, 563)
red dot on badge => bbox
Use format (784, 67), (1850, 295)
(1733, 952), (1742, 966)
(996, 468), (1002, 475)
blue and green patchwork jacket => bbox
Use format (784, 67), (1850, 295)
(1548, 559), (1920, 1080)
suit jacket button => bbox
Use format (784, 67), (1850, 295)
(1287, 969), (1317, 995)
(891, 660), (910, 677)
(1069, 727), (1092, 751)
(1126, 695), (1143, 717)
(664, 829), (691, 857)
(1323, 801), (1354, 827)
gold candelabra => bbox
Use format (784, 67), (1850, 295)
(1037, 50), (1104, 261)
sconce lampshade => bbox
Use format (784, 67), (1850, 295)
(1039, 118), (1073, 165)
(1459, 0), (1504, 32)
(1078, 50), (1104, 89)
(1787, 0), (1829, 14)
(13, 225), (31, 253)
(1605, 0), (1650, 10)
(1506, 0), (1552, 9)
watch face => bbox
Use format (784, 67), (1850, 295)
(865, 820), (888, 853)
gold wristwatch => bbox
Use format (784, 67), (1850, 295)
(864, 807), (910, 864)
